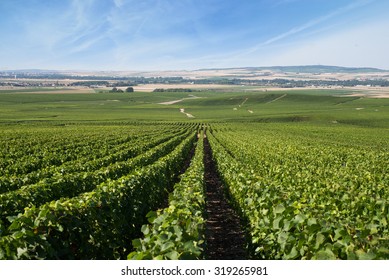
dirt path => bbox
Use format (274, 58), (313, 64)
(239, 97), (248, 107)
(158, 95), (202, 105)
(266, 93), (287, 103)
(203, 137), (247, 259)
(180, 108), (195, 118)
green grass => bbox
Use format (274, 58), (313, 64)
(0, 89), (388, 128)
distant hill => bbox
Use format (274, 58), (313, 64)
(2, 65), (388, 77)
(202, 65), (388, 73)
(1, 69), (62, 73)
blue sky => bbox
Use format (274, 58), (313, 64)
(1, 0), (389, 70)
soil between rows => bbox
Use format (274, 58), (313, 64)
(203, 136), (247, 259)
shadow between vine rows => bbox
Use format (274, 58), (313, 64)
(203, 136), (247, 260)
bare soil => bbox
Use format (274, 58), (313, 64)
(203, 137), (247, 260)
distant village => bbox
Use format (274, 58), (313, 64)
(1, 70), (389, 89)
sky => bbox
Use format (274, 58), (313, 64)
(1, 0), (389, 71)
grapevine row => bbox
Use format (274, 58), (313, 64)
(208, 124), (389, 259)
(128, 131), (206, 260)
(0, 130), (197, 259)
(0, 131), (192, 232)
(0, 124), (187, 176)
(0, 128), (186, 194)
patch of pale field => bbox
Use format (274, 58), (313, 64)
(344, 86), (389, 98)
(123, 69), (389, 82)
(110, 69), (389, 81)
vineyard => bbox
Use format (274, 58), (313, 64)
(207, 123), (389, 260)
(0, 90), (388, 259)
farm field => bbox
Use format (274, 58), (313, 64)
(0, 88), (388, 259)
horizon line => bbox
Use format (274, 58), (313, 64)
(1, 64), (388, 73)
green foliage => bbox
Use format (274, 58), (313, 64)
(128, 132), (205, 260)
(0, 127), (197, 259)
(207, 123), (389, 260)
(0, 88), (388, 260)
(109, 87), (123, 93)
(0, 129), (192, 230)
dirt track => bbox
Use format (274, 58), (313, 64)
(203, 137), (247, 260)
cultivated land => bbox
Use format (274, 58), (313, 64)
(0, 68), (388, 260)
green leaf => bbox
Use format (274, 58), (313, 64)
(141, 225), (150, 235)
(356, 250), (376, 260)
(277, 232), (289, 249)
(369, 225), (378, 235)
(315, 233), (326, 249)
(132, 238), (142, 249)
(161, 241), (174, 252)
(346, 250), (357, 260)
(381, 218), (387, 227)
(183, 241), (202, 257)
(17, 247), (28, 259)
(146, 211), (157, 223)
(12, 231), (26, 239)
(165, 250), (180, 260)
(314, 249), (336, 260)
(294, 214), (306, 224)
(274, 204), (285, 214)
(158, 234), (169, 242)
(283, 220), (293, 231)
(173, 225), (183, 239)
(334, 228), (347, 241)
(273, 217), (282, 230)
(38, 208), (50, 219)
(285, 246), (299, 259)
(127, 251), (139, 260)
(307, 218), (317, 226)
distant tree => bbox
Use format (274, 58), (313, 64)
(125, 87), (134, 92)
(109, 87), (123, 93)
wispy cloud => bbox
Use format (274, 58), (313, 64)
(243, 0), (375, 56)
(1, 0), (388, 70)
(267, 18), (389, 69)
(159, 0), (380, 69)
(113, 0), (125, 8)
